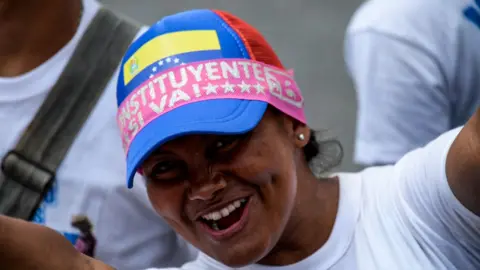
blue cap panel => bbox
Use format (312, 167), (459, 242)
(117, 9), (252, 105)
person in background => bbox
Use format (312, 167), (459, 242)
(344, 0), (480, 166)
(0, 0), (196, 269)
(0, 8), (479, 270)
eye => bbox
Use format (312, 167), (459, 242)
(213, 136), (241, 151)
(148, 160), (186, 182)
(154, 161), (175, 173)
(207, 133), (251, 160)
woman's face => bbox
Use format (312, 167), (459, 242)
(142, 109), (309, 267)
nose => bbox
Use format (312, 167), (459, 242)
(188, 173), (227, 201)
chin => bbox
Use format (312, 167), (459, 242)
(208, 236), (274, 268)
(214, 249), (265, 268)
(193, 195), (281, 267)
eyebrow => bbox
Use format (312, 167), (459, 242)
(149, 148), (175, 158)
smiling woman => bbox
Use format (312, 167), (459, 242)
(139, 108), (329, 267)
(0, 8), (479, 270)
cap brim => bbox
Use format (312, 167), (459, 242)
(126, 99), (268, 188)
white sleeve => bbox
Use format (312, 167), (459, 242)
(392, 127), (480, 264)
(345, 30), (451, 165)
(94, 175), (198, 270)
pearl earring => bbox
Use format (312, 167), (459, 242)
(297, 133), (305, 141)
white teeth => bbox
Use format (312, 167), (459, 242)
(212, 212), (221, 220)
(202, 199), (246, 221)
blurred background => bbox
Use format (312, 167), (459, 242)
(100, 0), (365, 172)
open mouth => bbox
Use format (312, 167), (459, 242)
(200, 197), (249, 233)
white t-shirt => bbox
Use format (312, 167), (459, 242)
(0, 0), (196, 269)
(147, 127), (480, 269)
(344, 0), (480, 165)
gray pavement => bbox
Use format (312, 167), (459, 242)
(101, 0), (365, 172)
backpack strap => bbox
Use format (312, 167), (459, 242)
(0, 8), (139, 220)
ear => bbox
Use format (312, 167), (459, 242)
(280, 114), (311, 149)
(293, 122), (311, 149)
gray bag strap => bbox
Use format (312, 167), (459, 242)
(0, 8), (140, 220)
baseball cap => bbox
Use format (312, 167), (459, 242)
(116, 9), (306, 188)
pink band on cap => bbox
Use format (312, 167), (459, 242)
(117, 59), (306, 152)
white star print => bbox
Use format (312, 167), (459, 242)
(152, 66), (157, 72)
(221, 82), (235, 93)
(180, 62), (186, 65)
(203, 83), (218, 95)
(238, 81), (251, 93)
(166, 57), (172, 63)
(254, 83), (265, 94)
(149, 74), (154, 78)
(174, 58), (180, 64)
(158, 60), (164, 66)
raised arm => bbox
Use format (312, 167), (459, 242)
(0, 215), (113, 270)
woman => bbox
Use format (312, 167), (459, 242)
(0, 9), (479, 270)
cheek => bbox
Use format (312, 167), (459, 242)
(230, 140), (284, 183)
(146, 183), (186, 225)
(233, 138), (298, 208)
(264, 158), (297, 213)
(242, 139), (295, 183)
(146, 183), (204, 249)
(264, 157), (298, 242)
(256, 140), (298, 214)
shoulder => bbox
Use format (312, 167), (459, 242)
(354, 127), (462, 205)
(346, 0), (463, 43)
(360, 127), (460, 182)
(344, 1), (467, 86)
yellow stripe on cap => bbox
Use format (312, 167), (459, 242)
(123, 30), (221, 85)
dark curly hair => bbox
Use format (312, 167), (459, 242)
(304, 130), (343, 176)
